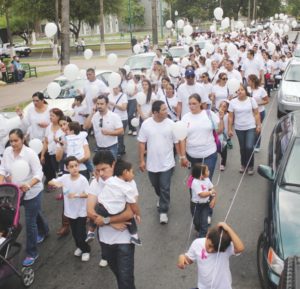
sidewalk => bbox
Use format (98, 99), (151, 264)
(0, 57), (126, 110)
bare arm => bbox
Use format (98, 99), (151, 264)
(83, 111), (95, 130)
(179, 139), (189, 167)
(101, 127), (124, 137)
(228, 112), (234, 137)
(139, 142), (146, 172)
(177, 102), (182, 120)
(78, 144), (90, 163)
(177, 254), (193, 269)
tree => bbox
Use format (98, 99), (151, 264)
(286, 0), (300, 18)
(122, 0), (145, 31)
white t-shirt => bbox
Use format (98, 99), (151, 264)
(83, 79), (110, 114)
(177, 83), (208, 117)
(162, 95), (178, 121)
(55, 174), (89, 219)
(72, 105), (86, 125)
(138, 117), (177, 172)
(228, 97), (258, 130)
(139, 92), (157, 117)
(226, 69), (242, 83)
(186, 238), (235, 289)
(108, 92), (128, 121)
(202, 83), (213, 106)
(99, 176), (138, 215)
(212, 84), (228, 109)
(250, 87), (268, 112)
(45, 125), (64, 155)
(91, 110), (123, 148)
(22, 106), (50, 140)
(241, 58), (263, 79)
(191, 178), (213, 203)
(88, 178), (131, 245)
(181, 110), (219, 158)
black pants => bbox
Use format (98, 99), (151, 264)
(100, 242), (136, 289)
(68, 217), (90, 253)
(220, 145), (227, 166)
(95, 203), (137, 235)
(190, 201), (210, 238)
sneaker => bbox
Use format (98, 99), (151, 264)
(128, 130), (133, 135)
(160, 213), (168, 224)
(130, 237), (142, 246)
(22, 255), (39, 267)
(220, 165), (225, 171)
(81, 253), (90, 262)
(99, 259), (108, 267)
(37, 235), (45, 244)
(207, 216), (212, 225)
(132, 131), (137, 136)
(156, 200), (160, 208)
(227, 139), (233, 149)
(74, 248), (82, 257)
(247, 168), (254, 175)
(85, 232), (95, 243)
(239, 166), (245, 173)
(254, 148), (260, 153)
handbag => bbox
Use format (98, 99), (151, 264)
(206, 110), (222, 153)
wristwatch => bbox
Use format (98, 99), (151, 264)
(103, 217), (111, 225)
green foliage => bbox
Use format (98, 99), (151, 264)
(286, 0), (300, 17)
(122, 0), (145, 30)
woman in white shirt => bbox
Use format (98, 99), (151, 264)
(180, 93), (224, 180)
(108, 85), (128, 157)
(228, 85), (261, 175)
(0, 128), (49, 267)
(156, 76), (171, 100)
(200, 72), (213, 109)
(41, 108), (64, 185)
(248, 74), (269, 151)
(162, 83), (178, 121)
(211, 73), (229, 110)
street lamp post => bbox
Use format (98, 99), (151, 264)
(174, 10), (178, 43)
(128, 0), (133, 45)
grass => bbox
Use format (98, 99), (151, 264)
(1, 100), (31, 112)
(36, 70), (60, 77)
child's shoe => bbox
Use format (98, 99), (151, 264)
(81, 253), (90, 262)
(85, 232), (95, 243)
(74, 248), (82, 257)
(130, 237), (142, 246)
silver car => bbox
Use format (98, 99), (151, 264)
(277, 58), (300, 118)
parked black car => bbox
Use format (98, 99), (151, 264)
(257, 111), (300, 288)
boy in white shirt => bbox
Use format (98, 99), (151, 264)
(48, 156), (91, 262)
(177, 222), (245, 289)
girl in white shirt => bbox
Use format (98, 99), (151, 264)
(211, 72), (229, 110)
(200, 72), (213, 109)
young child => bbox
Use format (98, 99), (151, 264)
(177, 222), (245, 289)
(48, 156), (91, 262)
(86, 160), (142, 246)
(72, 95), (87, 129)
(218, 100), (229, 171)
(189, 163), (216, 237)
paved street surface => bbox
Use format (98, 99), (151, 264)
(0, 43), (285, 288)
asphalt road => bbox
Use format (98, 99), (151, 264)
(0, 89), (279, 289)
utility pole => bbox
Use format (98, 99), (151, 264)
(160, 0), (163, 39)
(152, 0), (158, 45)
(252, 0), (256, 23)
(99, 0), (106, 56)
(247, 0), (251, 26)
(128, 0), (133, 44)
(61, 0), (70, 67)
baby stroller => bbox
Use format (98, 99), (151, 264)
(0, 183), (34, 287)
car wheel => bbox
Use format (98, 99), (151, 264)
(257, 233), (270, 289)
(277, 109), (285, 119)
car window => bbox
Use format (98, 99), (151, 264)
(124, 56), (154, 70)
(59, 79), (85, 99)
(169, 48), (188, 58)
(282, 137), (300, 186)
(284, 64), (300, 82)
(96, 72), (111, 86)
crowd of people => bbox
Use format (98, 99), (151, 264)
(0, 27), (298, 289)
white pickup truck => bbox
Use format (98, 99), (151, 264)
(0, 43), (31, 58)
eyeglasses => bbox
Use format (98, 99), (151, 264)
(99, 118), (103, 128)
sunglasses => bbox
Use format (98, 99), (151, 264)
(201, 75), (207, 78)
(99, 118), (103, 128)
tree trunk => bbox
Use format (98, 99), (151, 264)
(61, 0), (70, 67)
(151, 0), (158, 45)
(5, 7), (13, 45)
(99, 0), (106, 56)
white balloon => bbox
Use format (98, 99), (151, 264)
(45, 23), (57, 38)
(270, 17), (274, 22)
(172, 121), (188, 141)
(231, 31), (238, 39)
(235, 21), (244, 30)
(133, 44), (141, 54)
(283, 24), (289, 33)
(64, 64), (80, 81)
(108, 72), (122, 89)
(275, 13), (279, 19)
(185, 36), (192, 45)
(210, 25), (216, 33)
(251, 20), (255, 26)
(181, 57), (190, 67)
(136, 92), (146, 105)
(166, 20), (173, 29)
(279, 13), (284, 20)
(205, 43), (215, 54)
(47, 82), (61, 99)
(267, 42), (276, 54)
(214, 7), (223, 21)
(227, 43), (238, 57)
(123, 65), (131, 75)
(79, 69), (86, 78)
(29, 139), (43, 155)
(177, 19), (184, 29)
(257, 25), (263, 30)
(227, 78), (240, 95)
(131, 117), (139, 128)
(11, 160), (30, 183)
(183, 25), (193, 37)
(126, 81), (136, 95)
(292, 20), (298, 28)
(221, 18), (229, 29)
(107, 53), (118, 65)
(83, 49), (93, 60)
(168, 64), (180, 77)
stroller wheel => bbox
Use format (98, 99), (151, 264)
(21, 267), (35, 287)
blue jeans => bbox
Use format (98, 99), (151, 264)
(148, 168), (173, 213)
(118, 120), (128, 155)
(190, 202), (210, 238)
(186, 151), (218, 180)
(96, 143), (118, 160)
(23, 192), (49, 258)
(256, 110), (265, 149)
(100, 242), (136, 289)
(235, 128), (256, 168)
(127, 99), (137, 132)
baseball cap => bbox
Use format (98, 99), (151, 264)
(185, 68), (195, 78)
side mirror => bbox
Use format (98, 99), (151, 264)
(258, 165), (274, 181)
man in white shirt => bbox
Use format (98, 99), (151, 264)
(87, 150), (136, 289)
(241, 49), (264, 85)
(225, 60), (242, 83)
(177, 67), (208, 118)
(84, 95), (124, 160)
(138, 100), (179, 224)
(152, 48), (165, 65)
(81, 68), (110, 114)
